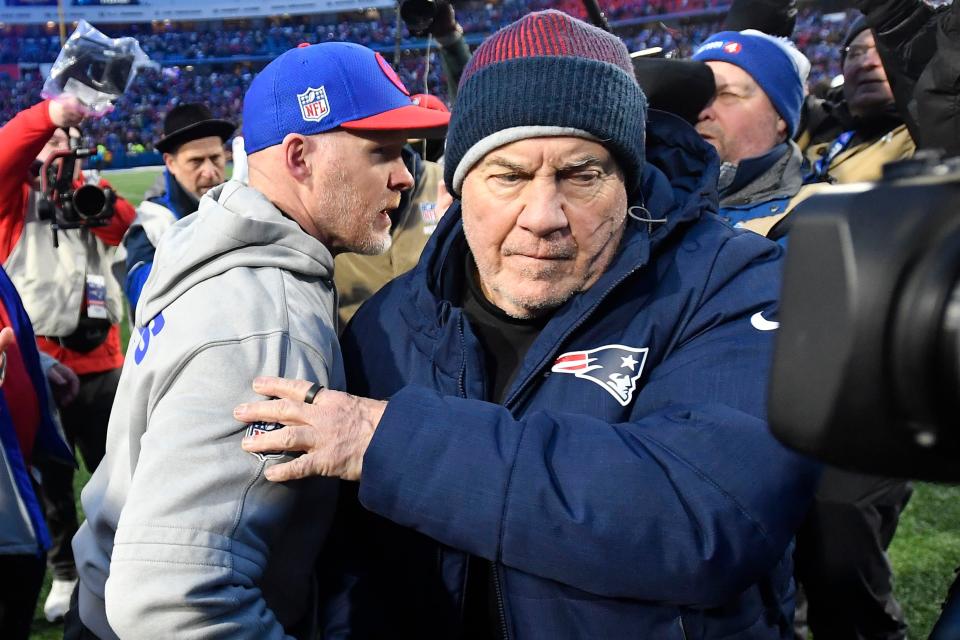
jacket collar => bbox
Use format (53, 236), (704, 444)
(152, 169), (200, 219)
(720, 141), (803, 207)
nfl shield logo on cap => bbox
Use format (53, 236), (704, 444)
(298, 87), (330, 123)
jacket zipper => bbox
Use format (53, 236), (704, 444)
(457, 316), (467, 398)
(491, 561), (509, 640)
(457, 315), (509, 639)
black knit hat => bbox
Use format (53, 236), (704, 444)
(445, 10), (647, 199)
(841, 15), (870, 63)
(156, 103), (236, 154)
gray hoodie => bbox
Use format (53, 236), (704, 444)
(73, 181), (343, 640)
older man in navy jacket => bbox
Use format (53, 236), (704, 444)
(238, 10), (819, 639)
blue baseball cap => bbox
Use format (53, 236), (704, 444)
(242, 42), (450, 154)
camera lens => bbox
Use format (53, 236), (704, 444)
(73, 184), (107, 219)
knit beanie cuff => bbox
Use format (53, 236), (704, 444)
(452, 126), (600, 193)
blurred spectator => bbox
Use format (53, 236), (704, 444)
(692, 30), (810, 236)
(798, 17), (915, 185)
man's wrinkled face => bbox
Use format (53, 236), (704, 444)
(461, 137), (628, 319)
(164, 136), (227, 198)
(308, 129), (414, 255)
(842, 30), (894, 118)
(696, 61), (787, 164)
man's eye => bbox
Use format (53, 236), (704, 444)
(494, 174), (523, 184)
(567, 171), (600, 185)
(374, 146), (401, 158)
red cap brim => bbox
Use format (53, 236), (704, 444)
(341, 104), (450, 138)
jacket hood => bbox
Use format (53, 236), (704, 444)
(145, 170), (200, 219)
(136, 180), (334, 327)
(415, 109), (719, 307)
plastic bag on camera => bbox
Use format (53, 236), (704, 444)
(42, 20), (156, 116)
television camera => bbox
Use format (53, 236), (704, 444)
(36, 133), (114, 248)
(769, 151), (960, 483)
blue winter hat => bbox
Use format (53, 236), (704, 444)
(445, 10), (647, 199)
(692, 30), (810, 137)
(242, 42), (450, 154)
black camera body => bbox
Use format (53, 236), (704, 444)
(769, 151), (960, 482)
(37, 147), (114, 246)
(400, 0), (441, 35)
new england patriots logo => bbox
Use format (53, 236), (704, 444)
(551, 344), (649, 407)
(297, 86), (330, 123)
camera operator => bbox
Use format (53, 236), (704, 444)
(0, 96), (136, 622)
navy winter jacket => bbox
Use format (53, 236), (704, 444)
(337, 111), (820, 639)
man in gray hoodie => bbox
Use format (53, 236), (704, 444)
(70, 42), (450, 639)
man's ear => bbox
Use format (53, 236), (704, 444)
(163, 152), (176, 174)
(776, 116), (789, 143)
(283, 134), (310, 182)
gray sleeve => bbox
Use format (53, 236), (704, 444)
(104, 333), (337, 639)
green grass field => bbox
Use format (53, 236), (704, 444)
(28, 168), (960, 638)
(106, 166), (164, 207)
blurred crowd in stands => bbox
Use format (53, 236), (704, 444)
(0, 1), (855, 167)
(1, 0), (728, 63)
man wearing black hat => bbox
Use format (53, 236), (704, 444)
(122, 103), (236, 309)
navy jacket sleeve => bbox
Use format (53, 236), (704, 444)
(356, 232), (819, 607)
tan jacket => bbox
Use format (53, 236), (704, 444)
(738, 124), (915, 237)
(334, 159), (444, 328)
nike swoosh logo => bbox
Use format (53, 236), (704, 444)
(751, 312), (780, 331)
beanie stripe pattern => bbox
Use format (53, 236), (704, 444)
(445, 10), (647, 198)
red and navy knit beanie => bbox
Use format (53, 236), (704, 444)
(445, 10), (647, 199)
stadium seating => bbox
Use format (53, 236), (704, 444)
(0, 2), (857, 168)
